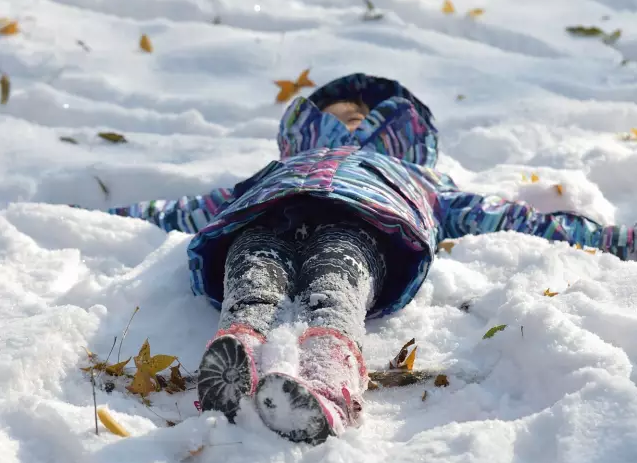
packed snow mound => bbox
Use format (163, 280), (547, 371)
(1, 0), (637, 462)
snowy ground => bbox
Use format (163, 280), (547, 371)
(1, 0), (637, 461)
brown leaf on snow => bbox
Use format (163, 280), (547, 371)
(438, 240), (456, 254)
(389, 338), (417, 371)
(81, 362), (107, 373)
(126, 339), (176, 396)
(434, 374), (449, 388)
(274, 69), (316, 103)
(0, 21), (19, 35)
(467, 8), (484, 18)
(127, 370), (156, 395)
(543, 288), (559, 297)
(554, 184), (564, 196)
(134, 339), (177, 376)
(442, 0), (455, 14)
(1, 74), (10, 104)
(104, 357), (131, 376)
(140, 34), (153, 53)
(168, 366), (187, 391)
(98, 132), (127, 143)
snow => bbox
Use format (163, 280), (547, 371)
(1, 0), (637, 461)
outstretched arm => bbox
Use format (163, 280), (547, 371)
(106, 187), (234, 234)
(436, 190), (636, 260)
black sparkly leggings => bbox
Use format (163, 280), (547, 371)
(219, 221), (387, 345)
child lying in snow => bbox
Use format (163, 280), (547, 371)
(105, 73), (636, 444)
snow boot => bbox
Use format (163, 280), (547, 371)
(254, 327), (367, 445)
(197, 324), (265, 422)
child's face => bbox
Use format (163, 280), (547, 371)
(323, 101), (370, 131)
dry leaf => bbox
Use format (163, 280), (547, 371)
(1, 74), (9, 104)
(603, 29), (621, 45)
(104, 357), (131, 376)
(434, 374), (449, 387)
(189, 446), (205, 457)
(467, 8), (484, 18)
(442, 0), (455, 14)
(98, 132), (127, 143)
(438, 240), (455, 254)
(521, 173), (528, 182)
(97, 408), (130, 437)
(0, 21), (19, 35)
(389, 338), (417, 371)
(134, 339), (177, 377)
(566, 26), (604, 37)
(81, 362), (107, 373)
(140, 34), (153, 53)
(456, 94), (466, 101)
(585, 248), (597, 255)
(60, 136), (79, 144)
(167, 365), (187, 391)
(274, 69), (316, 103)
(127, 370), (156, 395)
(554, 184), (563, 195)
(83, 346), (97, 361)
(631, 128), (637, 138)
(543, 288), (559, 297)
(421, 390), (428, 401)
(126, 339), (176, 395)
(483, 324), (507, 339)
(530, 172), (539, 183)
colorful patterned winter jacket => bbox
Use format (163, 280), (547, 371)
(108, 74), (634, 319)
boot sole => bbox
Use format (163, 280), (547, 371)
(197, 335), (254, 422)
(255, 372), (335, 445)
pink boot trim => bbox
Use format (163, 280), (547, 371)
(215, 323), (267, 343)
(266, 371), (341, 432)
(206, 323), (266, 349)
(298, 327), (368, 381)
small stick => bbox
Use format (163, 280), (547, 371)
(175, 401), (182, 421)
(91, 368), (99, 435)
(176, 359), (195, 378)
(93, 175), (110, 199)
(137, 397), (177, 427)
(96, 336), (118, 382)
(118, 306), (140, 363)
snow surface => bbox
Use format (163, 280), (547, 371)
(1, 0), (637, 461)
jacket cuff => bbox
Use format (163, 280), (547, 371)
(598, 225), (637, 261)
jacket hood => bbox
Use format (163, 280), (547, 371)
(277, 73), (439, 168)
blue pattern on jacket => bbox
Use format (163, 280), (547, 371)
(105, 73), (635, 318)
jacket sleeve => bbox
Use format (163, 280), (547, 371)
(107, 187), (235, 233)
(436, 190), (637, 260)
